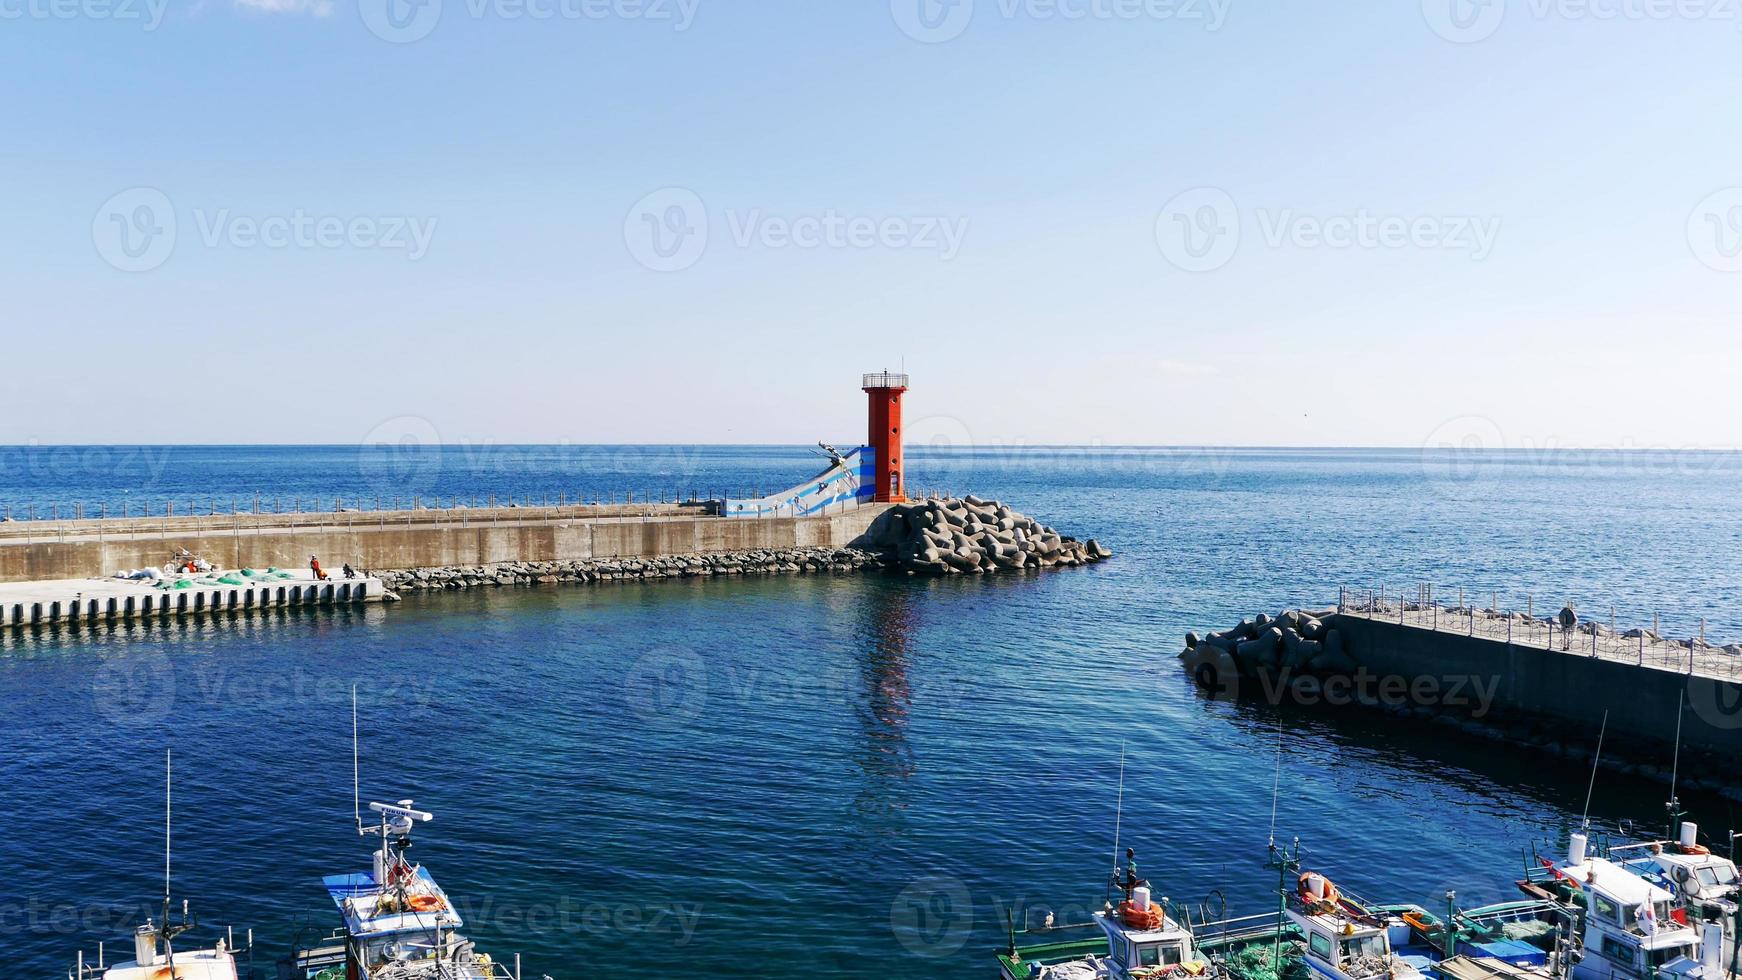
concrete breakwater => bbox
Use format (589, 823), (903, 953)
(2, 495), (1110, 627)
(1179, 602), (1742, 799)
(0, 502), (877, 585)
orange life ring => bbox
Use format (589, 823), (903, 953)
(1299, 872), (1340, 909)
(407, 894), (443, 913)
(1120, 900), (1165, 930)
(1678, 843), (1711, 856)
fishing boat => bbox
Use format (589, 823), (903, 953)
(67, 752), (258, 980)
(280, 697), (531, 980)
(1571, 819), (1740, 980)
(1284, 866), (1569, 980)
(995, 846), (1288, 980)
(1516, 831), (1729, 980)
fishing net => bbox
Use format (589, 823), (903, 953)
(1501, 920), (1557, 943)
(1222, 944), (1309, 980)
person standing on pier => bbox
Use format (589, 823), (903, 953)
(310, 555), (329, 581)
(1558, 602), (1577, 650)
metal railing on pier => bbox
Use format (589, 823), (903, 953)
(1336, 585), (1742, 683)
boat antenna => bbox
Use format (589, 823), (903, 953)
(165, 748), (172, 910)
(159, 749), (192, 974)
(1581, 710), (1609, 831)
(1268, 722), (1283, 850)
(354, 684), (364, 836)
(1111, 740), (1127, 879)
(1667, 691), (1686, 840)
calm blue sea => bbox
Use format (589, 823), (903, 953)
(2, 446), (1739, 978)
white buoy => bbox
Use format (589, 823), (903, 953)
(1132, 886), (1152, 911)
(1680, 822), (1699, 849)
(1568, 832), (1588, 867)
(133, 923), (158, 967)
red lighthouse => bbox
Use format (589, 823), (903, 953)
(862, 371), (908, 503)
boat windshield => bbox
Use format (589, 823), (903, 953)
(1696, 865), (1739, 888)
(1648, 945), (1695, 968)
(1136, 943), (1185, 967)
(1340, 935), (1388, 962)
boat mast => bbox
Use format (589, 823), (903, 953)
(1666, 693), (1685, 843)
(1110, 741), (1126, 898)
(1264, 723), (1297, 975)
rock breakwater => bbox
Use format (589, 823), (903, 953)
(377, 547), (887, 594)
(1177, 607), (1355, 690)
(375, 497), (1110, 594)
(860, 495), (1111, 574)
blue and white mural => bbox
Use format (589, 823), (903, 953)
(723, 447), (876, 518)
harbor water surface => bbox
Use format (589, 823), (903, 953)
(3, 447), (1740, 978)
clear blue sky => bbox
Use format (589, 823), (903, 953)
(3, 0), (1740, 451)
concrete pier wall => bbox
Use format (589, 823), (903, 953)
(1331, 614), (1742, 757)
(0, 504), (890, 583)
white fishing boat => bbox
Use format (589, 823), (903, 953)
(1520, 832), (1727, 980)
(1605, 821), (1740, 980)
(280, 697), (531, 980)
(67, 752), (257, 980)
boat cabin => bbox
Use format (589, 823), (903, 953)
(1646, 825), (1739, 920)
(1553, 850), (1701, 980)
(1286, 902), (1422, 980)
(1091, 900), (1204, 979)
